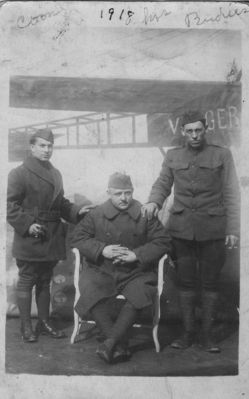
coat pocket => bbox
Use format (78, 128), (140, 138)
(169, 204), (185, 214)
(207, 207), (226, 216)
(170, 161), (189, 170)
(199, 160), (223, 170)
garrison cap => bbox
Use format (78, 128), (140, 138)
(181, 110), (206, 127)
(30, 128), (54, 144)
(108, 172), (133, 189)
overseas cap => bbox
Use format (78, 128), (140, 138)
(181, 110), (206, 127)
(30, 128), (54, 144)
(108, 172), (133, 189)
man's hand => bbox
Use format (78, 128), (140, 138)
(28, 223), (45, 238)
(102, 245), (128, 260)
(78, 204), (96, 215)
(141, 202), (159, 220)
(113, 250), (137, 264)
(225, 235), (239, 249)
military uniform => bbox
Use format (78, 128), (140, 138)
(148, 131), (240, 352)
(7, 156), (80, 261)
(71, 199), (171, 316)
(7, 129), (82, 342)
(149, 142), (240, 241)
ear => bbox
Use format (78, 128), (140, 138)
(181, 126), (185, 137)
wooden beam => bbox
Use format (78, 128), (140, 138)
(9, 75), (241, 113)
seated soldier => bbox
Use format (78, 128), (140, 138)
(71, 172), (172, 364)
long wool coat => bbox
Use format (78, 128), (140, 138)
(71, 199), (172, 315)
(7, 156), (80, 262)
(149, 142), (240, 241)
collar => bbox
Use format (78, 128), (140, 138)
(103, 199), (141, 220)
(23, 156), (54, 185)
(184, 138), (208, 154)
(23, 156), (63, 203)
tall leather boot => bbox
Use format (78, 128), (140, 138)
(201, 290), (220, 353)
(171, 290), (196, 349)
(96, 301), (136, 363)
(17, 291), (37, 343)
(91, 299), (114, 340)
(35, 280), (66, 339)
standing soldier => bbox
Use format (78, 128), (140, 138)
(142, 110), (240, 353)
(7, 129), (93, 343)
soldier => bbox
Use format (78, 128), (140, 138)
(7, 128), (93, 343)
(71, 172), (171, 364)
(142, 110), (240, 353)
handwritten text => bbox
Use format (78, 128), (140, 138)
(185, 5), (249, 28)
(142, 7), (171, 25)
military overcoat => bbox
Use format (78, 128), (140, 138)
(71, 199), (171, 315)
(7, 156), (80, 261)
(148, 142), (240, 241)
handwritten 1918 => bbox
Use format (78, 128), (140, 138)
(100, 8), (135, 25)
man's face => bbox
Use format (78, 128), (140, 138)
(181, 120), (207, 149)
(108, 188), (133, 210)
(30, 137), (53, 161)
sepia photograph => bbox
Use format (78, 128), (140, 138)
(1, 1), (249, 398)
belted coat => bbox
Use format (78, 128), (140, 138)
(7, 156), (80, 262)
(148, 141), (240, 241)
(71, 199), (172, 315)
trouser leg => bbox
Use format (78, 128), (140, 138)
(171, 290), (196, 349)
(16, 260), (37, 342)
(199, 240), (225, 353)
(201, 290), (220, 352)
(35, 263), (54, 321)
(35, 262), (66, 339)
(91, 298), (114, 338)
(170, 239), (197, 349)
(95, 300), (137, 363)
(109, 300), (137, 344)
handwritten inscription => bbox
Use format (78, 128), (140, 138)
(17, 9), (62, 29)
(15, 4), (249, 33)
(100, 8), (135, 25)
(142, 7), (171, 25)
(185, 5), (249, 28)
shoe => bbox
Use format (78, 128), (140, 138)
(171, 331), (195, 349)
(201, 336), (221, 353)
(35, 319), (66, 339)
(96, 342), (114, 364)
(112, 344), (132, 363)
(21, 322), (37, 343)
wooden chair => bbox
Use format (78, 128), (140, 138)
(70, 248), (168, 352)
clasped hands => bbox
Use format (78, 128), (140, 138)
(102, 244), (137, 264)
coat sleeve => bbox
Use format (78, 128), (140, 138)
(7, 168), (35, 236)
(70, 211), (106, 264)
(222, 148), (240, 236)
(60, 193), (82, 224)
(133, 218), (172, 266)
(148, 153), (174, 208)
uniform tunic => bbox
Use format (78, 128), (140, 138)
(149, 142), (240, 241)
(71, 199), (171, 315)
(7, 156), (81, 262)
